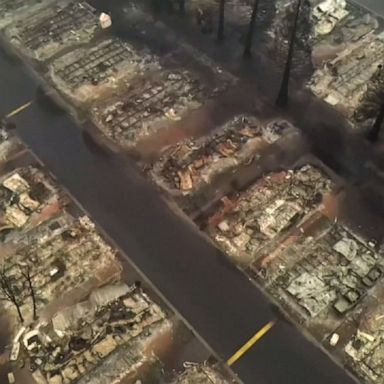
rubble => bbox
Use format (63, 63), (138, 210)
(261, 223), (382, 321)
(0, 153), (178, 384)
(151, 116), (294, 196)
(0, 167), (60, 243)
(0, 130), (22, 164)
(91, 69), (210, 148)
(342, 283), (384, 383)
(0, 0), (57, 29)
(5, 1), (101, 62)
(345, 329), (384, 383)
(172, 364), (232, 384)
(312, 0), (349, 37)
(1, 212), (121, 320)
(18, 283), (168, 384)
(49, 37), (159, 105)
(309, 32), (384, 118)
(206, 165), (332, 264)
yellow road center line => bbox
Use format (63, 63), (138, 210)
(6, 101), (33, 119)
(227, 320), (276, 366)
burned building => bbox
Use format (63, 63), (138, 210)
(0, 167), (60, 243)
(1, 213), (121, 322)
(311, 0), (378, 49)
(0, 156), (178, 384)
(5, 1), (101, 62)
(206, 165), (332, 265)
(310, 32), (384, 119)
(311, 0), (349, 37)
(151, 116), (294, 196)
(91, 69), (211, 148)
(257, 222), (382, 327)
(49, 37), (159, 105)
(345, 298), (384, 384)
(15, 283), (169, 384)
(0, 0), (57, 29)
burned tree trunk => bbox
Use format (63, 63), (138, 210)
(217, 0), (225, 42)
(366, 102), (384, 143)
(275, 0), (302, 107)
(243, 0), (259, 59)
(22, 266), (37, 321)
(178, 0), (185, 15)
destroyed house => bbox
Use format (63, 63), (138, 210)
(151, 116), (293, 196)
(310, 32), (384, 118)
(262, 223), (382, 322)
(6, 1), (100, 61)
(1, 213), (120, 321)
(92, 69), (208, 147)
(207, 165), (332, 263)
(22, 284), (167, 384)
(0, 167), (59, 242)
(0, 0), (57, 29)
(50, 37), (159, 104)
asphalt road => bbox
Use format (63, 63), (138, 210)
(0, 47), (358, 384)
(351, 0), (384, 17)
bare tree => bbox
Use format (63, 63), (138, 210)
(20, 265), (37, 321)
(0, 267), (24, 323)
(217, 0), (225, 42)
(275, 0), (302, 107)
(243, 0), (260, 59)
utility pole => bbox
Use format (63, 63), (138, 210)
(275, 0), (302, 107)
(217, 0), (225, 42)
(243, 0), (259, 59)
(366, 102), (384, 143)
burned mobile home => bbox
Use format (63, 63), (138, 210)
(269, 0), (384, 122)
(0, 0), (57, 29)
(5, 1), (101, 62)
(49, 37), (160, 105)
(345, 294), (384, 384)
(150, 115), (295, 197)
(205, 165), (333, 265)
(17, 283), (170, 384)
(303, 0), (384, 122)
(0, 212), (121, 322)
(0, 161), (177, 384)
(0, 167), (61, 243)
(91, 68), (218, 149)
(254, 220), (382, 329)
(310, 31), (384, 120)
